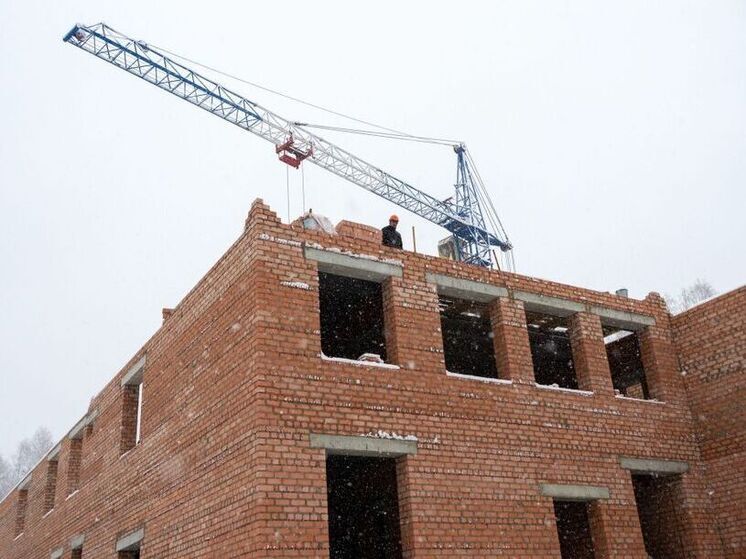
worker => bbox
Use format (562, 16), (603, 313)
(382, 214), (403, 249)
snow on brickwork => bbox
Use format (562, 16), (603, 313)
(280, 281), (311, 290)
(364, 430), (418, 441)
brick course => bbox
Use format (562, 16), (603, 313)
(673, 287), (746, 558)
(0, 199), (739, 557)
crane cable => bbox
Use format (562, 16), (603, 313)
(301, 164), (306, 214)
(286, 165), (290, 223)
(466, 149), (512, 242)
(148, 42), (454, 145)
(463, 149), (516, 270)
(147, 39), (515, 267)
(292, 123), (460, 146)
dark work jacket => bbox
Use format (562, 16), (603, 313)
(381, 225), (403, 249)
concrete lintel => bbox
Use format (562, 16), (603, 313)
(620, 457), (688, 475)
(68, 408), (99, 440)
(426, 273), (507, 302)
(514, 291), (586, 316)
(68, 415), (88, 440)
(593, 306), (656, 331)
(115, 527), (144, 552)
(121, 354), (146, 387)
(70, 534), (85, 549)
(539, 483), (610, 501)
(304, 247), (402, 282)
(18, 473), (32, 490)
(47, 444), (61, 462)
(50, 547), (64, 559)
(310, 433), (417, 457)
(87, 407), (99, 424)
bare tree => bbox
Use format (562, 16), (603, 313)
(665, 279), (717, 314)
(0, 427), (54, 497)
(0, 455), (12, 497)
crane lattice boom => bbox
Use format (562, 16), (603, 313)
(64, 23), (512, 267)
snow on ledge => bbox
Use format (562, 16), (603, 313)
(262, 233), (404, 266)
(446, 371), (513, 385)
(320, 353), (401, 370)
(615, 394), (665, 405)
(259, 232), (302, 247)
(364, 430), (418, 441)
(324, 247), (403, 266)
(280, 280), (310, 290)
(535, 383), (594, 396)
(306, 240), (403, 266)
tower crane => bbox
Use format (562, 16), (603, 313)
(64, 23), (513, 269)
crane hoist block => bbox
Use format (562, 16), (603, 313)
(275, 135), (312, 169)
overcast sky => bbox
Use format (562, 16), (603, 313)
(1, 0), (744, 458)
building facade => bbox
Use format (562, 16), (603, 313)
(0, 200), (743, 558)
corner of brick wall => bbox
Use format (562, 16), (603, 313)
(673, 286), (746, 556)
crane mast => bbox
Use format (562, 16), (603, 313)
(64, 23), (512, 268)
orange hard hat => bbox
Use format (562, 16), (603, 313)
(389, 214), (399, 222)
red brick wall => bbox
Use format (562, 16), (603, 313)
(42, 460), (58, 514)
(13, 490), (27, 537)
(568, 312), (614, 395)
(673, 287), (746, 558)
(66, 438), (82, 496)
(0, 199), (732, 557)
(489, 297), (534, 383)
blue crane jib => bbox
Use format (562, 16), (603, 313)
(63, 23), (513, 268)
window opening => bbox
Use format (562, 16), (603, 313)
(553, 500), (596, 559)
(120, 381), (143, 455)
(603, 327), (649, 399)
(326, 455), (403, 559)
(319, 272), (387, 362)
(632, 473), (689, 557)
(439, 296), (498, 378)
(526, 311), (578, 389)
(135, 382), (143, 444)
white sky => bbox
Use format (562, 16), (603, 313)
(1, 0), (744, 458)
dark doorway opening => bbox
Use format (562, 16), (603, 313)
(604, 328), (650, 399)
(632, 473), (688, 557)
(326, 455), (403, 559)
(439, 296), (499, 378)
(553, 500), (596, 559)
(527, 312), (579, 389)
(319, 272), (387, 362)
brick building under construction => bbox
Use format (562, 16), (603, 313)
(0, 200), (743, 558)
